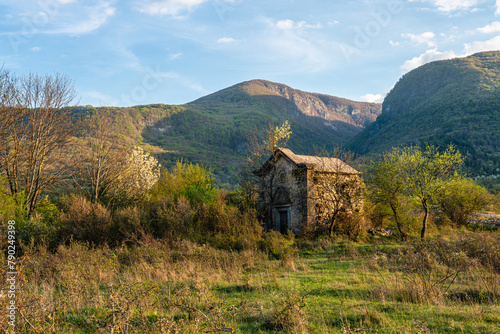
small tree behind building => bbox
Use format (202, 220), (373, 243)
(308, 148), (364, 238)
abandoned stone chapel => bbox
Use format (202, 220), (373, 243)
(253, 148), (362, 235)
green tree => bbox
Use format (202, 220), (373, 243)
(435, 178), (491, 226)
(152, 160), (218, 205)
(366, 148), (410, 240)
(399, 144), (464, 239)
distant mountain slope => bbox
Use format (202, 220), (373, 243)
(349, 51), (500, 179)
(142, 80), (380, 183)
(193, 80), (381, 127)
(87, 80), (380, 184)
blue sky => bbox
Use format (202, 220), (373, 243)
(1, 0), (500, 107)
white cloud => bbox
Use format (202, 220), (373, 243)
(496, 0), (500, 15)
(275, 19), (321, 30)
(402, 49), (457, 71)
(31, 46), (41, 52)
(217, 37), (235, 43)
(60, 2), (115, 34)
(477, 21), (500, 34)
(137, 0), (208, 16)
(361, 93), (385, 103)
(464, 35), (500, 55)
(276, 19), (294, 30)
(402, 32), (436, 47)
(169, 52), (182, 60)
(389, 40), (401, 47)
(251, 18), (333, 73)
(2, 0), (116, 35)
(428, 0), (478, 12)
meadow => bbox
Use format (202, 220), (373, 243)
(2, 229), (499, 333)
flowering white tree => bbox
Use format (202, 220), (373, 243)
(108, 146), (161, 206)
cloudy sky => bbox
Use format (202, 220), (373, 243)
(1, 0), (500, 107)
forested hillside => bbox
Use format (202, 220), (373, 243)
(88, 80), (381, 184)
(349, 51), (500, 186)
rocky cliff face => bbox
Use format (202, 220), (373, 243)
(239, 80), (382, 127)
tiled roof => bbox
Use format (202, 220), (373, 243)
(278, 148), (359, 174)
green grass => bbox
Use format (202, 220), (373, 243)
(2, 235), (500, 333)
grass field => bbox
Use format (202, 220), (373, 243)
(2, 231), (500, 333)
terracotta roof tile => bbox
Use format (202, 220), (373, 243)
(278, 148), (359, 174)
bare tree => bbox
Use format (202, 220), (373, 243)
(0, 69), (21, 140)
(308, 148), (364, 238)
(0, 72), (78, 214)
(73, 109), (122, 204)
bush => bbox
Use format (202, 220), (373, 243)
(260, 230), (295, 259)
(436, 178), (492, 226)
(59, 195), (112, 245)
(263, 289), (309, 333)
(335, 211), (371, 241)
(151, 160), (218, 206)
(109, 206), (144, 244)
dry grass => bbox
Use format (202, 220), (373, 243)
(1, 231), (500, 333)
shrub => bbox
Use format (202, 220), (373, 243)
(260, 230), (295, 260)
(108, 206), (144, 244)
(59, 194), (112, 245)
(435, 178), (492, 226)
(151, 160), (218, 206)
(263, 289), (309, 333)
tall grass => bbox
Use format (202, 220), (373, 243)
(2, 231), (499, 333)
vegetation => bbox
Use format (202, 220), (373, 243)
(350, 51), (500, 191)
(308, 148), (365, 239)
(2, 232), (500, 333)
(365, 144), (492, 240)
(1, 69), (499, 333)
(0, 70), (78, 215)
(80, 80), (379, 185)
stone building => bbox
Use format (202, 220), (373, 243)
(253, 148), (361, 235)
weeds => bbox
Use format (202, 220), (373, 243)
(1, 232), (500, 333)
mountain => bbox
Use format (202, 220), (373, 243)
(143, 80), (381, 183)
(90, 80), (381, 184)
(349, 51), (500, 182)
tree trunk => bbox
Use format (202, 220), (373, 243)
(390, 203), (407, 241)
(329, 214), (338, 238)
(421, 200), (428, 239)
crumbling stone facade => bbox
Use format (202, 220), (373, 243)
(254, 148), (361, 235)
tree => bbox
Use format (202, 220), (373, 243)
(397, 144), (463, 239)
(0, 69), (22, 141)
(73, 109), (122, 204)
(106, 146), (161, 207)
(366, 148), (410, 240)
(247, 121), (291, 229)
(0, 72), (77, 214)
(151, 160), (218, 205)
(435, 178), (491, 226)
(309, 148), (364, 238)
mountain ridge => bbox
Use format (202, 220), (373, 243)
(191, 79), (381, 127)
(348, 51), (500, 183)
(87, 79), (381, 184)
